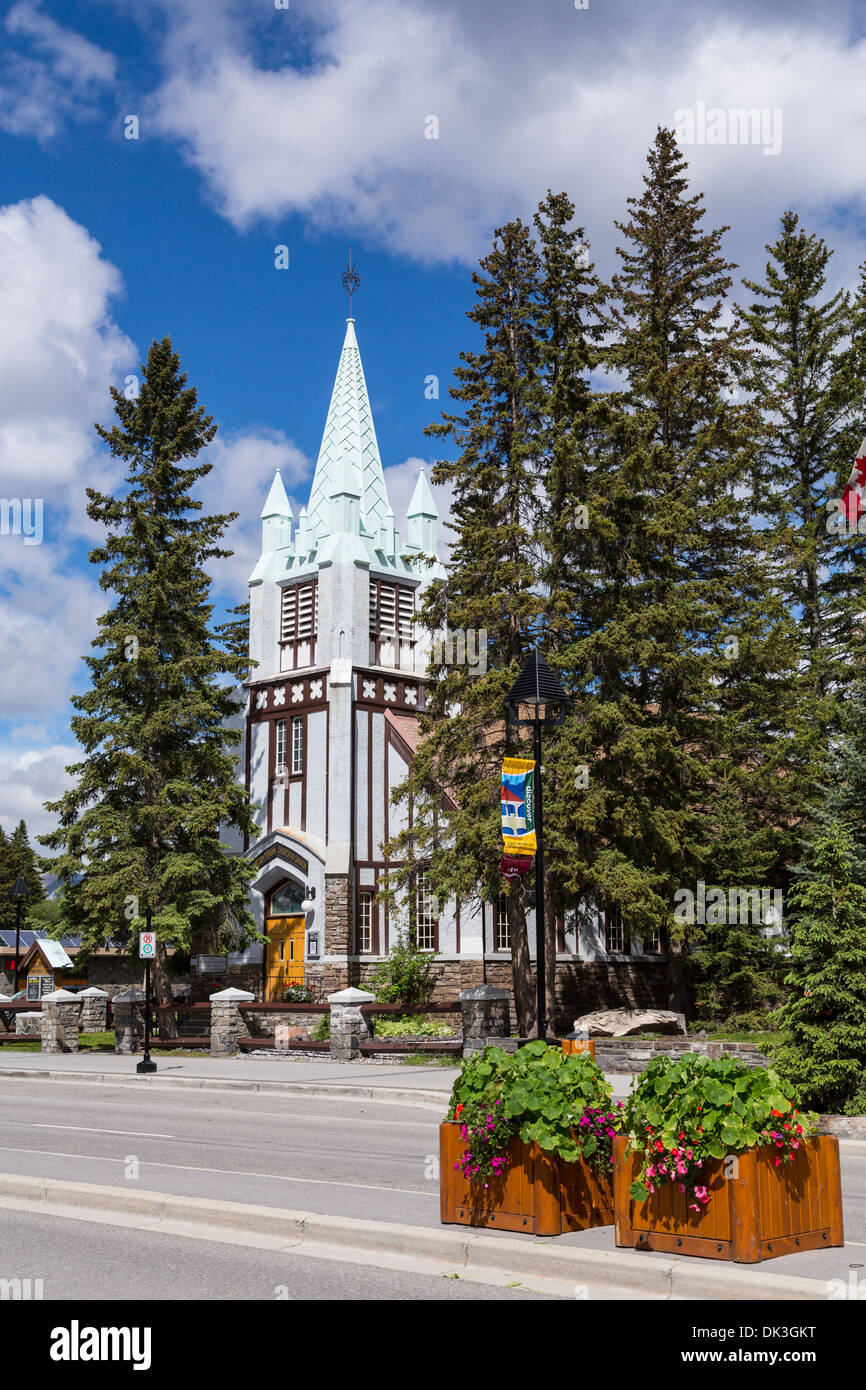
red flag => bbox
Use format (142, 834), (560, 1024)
(841, 435), (866, 526)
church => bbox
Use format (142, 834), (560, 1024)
(225, 316), (674, 1022)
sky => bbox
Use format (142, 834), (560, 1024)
(0, 0), (865, 839)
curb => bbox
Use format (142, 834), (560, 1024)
(0, 1172), (837, 1300)
(0, 1067), (450, 1107)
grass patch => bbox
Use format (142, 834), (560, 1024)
(374, 1016), (456, 1039)
(401, 1054), (460, 1067)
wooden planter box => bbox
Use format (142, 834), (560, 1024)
(613, 1133), (844, 1263)
(440, 1121), (613, 1236)
(561, 1038), (596, 1059)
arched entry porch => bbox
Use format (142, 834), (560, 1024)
(246, 829), (325, 1002)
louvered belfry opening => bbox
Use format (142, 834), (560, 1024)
(369, 578), (415, 669)
(280, 579), (318, 670)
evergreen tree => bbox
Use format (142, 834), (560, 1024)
(41, 339), (257, 1030)
(385, 217), (547, 1034)
(547, 128), (788, 990)
(741, 211), (864, 705)
(773, 820), (866, 1114)
(0, 821), (45, 932)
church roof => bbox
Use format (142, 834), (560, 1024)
(306, 319), (390, 539)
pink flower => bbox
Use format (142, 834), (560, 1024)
(678, 1182), (685, 1193)
(774, 1157), (781, 1167)
(791, 1141), (799, 1150)
(694, 1186), (708, 1203)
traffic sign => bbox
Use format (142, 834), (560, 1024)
(138, 931), (156, 959)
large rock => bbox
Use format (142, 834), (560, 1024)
(573, 1008), (687, 1038)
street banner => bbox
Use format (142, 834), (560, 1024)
(501, 757), (536, 855)
(499, 853), (533, 882)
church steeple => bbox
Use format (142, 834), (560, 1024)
(306, 319), (390, 541)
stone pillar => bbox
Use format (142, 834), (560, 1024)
(40, 990), (81, 1054)
(461, 985), (510, 1056)
(328, 987), (374, 1060)
(77, 987), (110, 1032)
(210, 987), (255, 1056)
(113, 987), (145, 1054)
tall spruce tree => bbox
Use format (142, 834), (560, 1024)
(547, 129), (778, 988)
(741, 211), (865, 707)
(385, 217), (547, 1033)
(531, 191), (609, 1024)
(42, 339), (256, 1030)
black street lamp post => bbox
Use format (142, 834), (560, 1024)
(8, 876), (29, 996)
(504, 650), (571, 1042)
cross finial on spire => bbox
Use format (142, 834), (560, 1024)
(341, 247), (360, 317)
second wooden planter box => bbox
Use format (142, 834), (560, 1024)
(613, 1133), (844, 1262)
(440, 1121), (613, 1236)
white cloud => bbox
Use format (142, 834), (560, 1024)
(0, 195), (136, 506)
(0, 743), (77, 841)
(0, 195), (135, 834)
(147, 0), (866, 286)
(0, 1), (116, 140)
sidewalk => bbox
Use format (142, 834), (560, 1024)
(0, 1049), (636, 1102)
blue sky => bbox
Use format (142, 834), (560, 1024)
(1, 0), (865, 837)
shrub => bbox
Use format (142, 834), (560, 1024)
(446, 1041), (622, 1184)
(624, 1053), (814, 1210)
(367, 930), (436, 1009)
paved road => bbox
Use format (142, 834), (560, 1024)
(1, 1075), (863, 1287)
(0, 1207), (549, 1300)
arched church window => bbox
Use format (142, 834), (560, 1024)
(270, 880), (305, 916)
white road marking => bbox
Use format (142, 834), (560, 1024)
(32, 1125), (177, 1139)
(0, 1144), (437, 1198)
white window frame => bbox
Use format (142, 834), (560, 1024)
(275, 719), (287, 776)
(605, 904), (625, 954)
(292, 716), (304, 775)
(358, 892), (373, 953)
(494, 897), (510, 951)
(415, 871), (437, 951)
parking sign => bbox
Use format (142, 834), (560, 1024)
(139, 931), (156, 959)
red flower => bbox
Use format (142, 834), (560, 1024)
(455, 1104), (463, 1119)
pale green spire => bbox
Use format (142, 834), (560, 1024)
(406, 467), (439, 554)
(306, 319), (390, 539)
(260, 469), (292, 553)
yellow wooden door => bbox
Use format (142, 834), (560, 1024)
(265, 915), (305, 1001)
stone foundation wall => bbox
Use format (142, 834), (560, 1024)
(595, 1038), (770, 1073)
(306, 957), (675, 1034)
